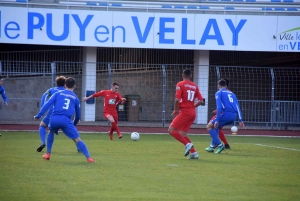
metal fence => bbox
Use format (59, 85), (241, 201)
(0, 60), (299, 130)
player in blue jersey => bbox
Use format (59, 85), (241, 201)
(0, 76), (8, 106)
(36, 76), (66, 152)
(206, 79), (245, 154)
(34, 77), (95, 163)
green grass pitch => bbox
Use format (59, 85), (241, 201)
(0, 132), (300, 201)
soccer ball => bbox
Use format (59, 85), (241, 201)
(131, 132), (140, 141)
(231, 126), (238, 133)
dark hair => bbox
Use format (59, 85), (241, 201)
(183, 69), (192, 78)
(112, 82), (119, 87)
(56, 76), (66, 87)
(221, 78), (230, 87)
(218, 79), (227, 87)
(65, 77), (76, 88)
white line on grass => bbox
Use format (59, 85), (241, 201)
(255, 144), (300, 152)
(167, 164), (180, 167)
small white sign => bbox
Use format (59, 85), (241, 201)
(132, 100), (137, 106)
(118, 104), (124, 111)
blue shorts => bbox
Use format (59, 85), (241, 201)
(48, 115), (80, 139)
(211, 112), (237, 129)
(42, 111), (52, 125)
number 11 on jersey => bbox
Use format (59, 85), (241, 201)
(187, 90), (195, 101)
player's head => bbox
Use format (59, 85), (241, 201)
(182, 69), (192, 80)
(111, 82), (119, 92)
(65, 77), (76, 90)
(221, 78), (230, 88)
(0, 76), (4, 86)
(218, 79), (227, 89)
(56, 76), (66, 87)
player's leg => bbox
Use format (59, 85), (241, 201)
(169, 126), (193, 157)
(43, 132), (55, 160)
(113, 114), (122, 139)
(168, 113), (189, 146)
(218, 129), (230, 149)
(36, 116), (49, 152)
(181, 132), (199, 159)
(210, 113), (236, 154)
(206, 120), (222, 153)
(63, 120), (95, 162)
(178, 111), (198, 159)
(169, 111), (195, 156)
(105, 113), (116, 140)
(211, 114), (236, 154)
(42, 120), (59, 160)
(208, 115), (219, 148)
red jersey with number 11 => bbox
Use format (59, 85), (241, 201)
(175, 80), (203, 109)
(92, 90), (123, 114)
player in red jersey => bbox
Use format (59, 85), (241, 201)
(209, 78), (230, 149)
(168, 69), (204, 159)
(82, 82), (126, 140)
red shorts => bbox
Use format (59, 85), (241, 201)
(170, 109), (196, 132)
(209, 115), (224, 130)
(209, 115), (216, 123)
(104, 113), (118, 124)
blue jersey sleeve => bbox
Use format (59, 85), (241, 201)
(0, 86), (8, 103)
(36, 92), (57, 118)
(73, 98), (81, 126)
(41, 88), (52, 107)
(215, 91), (223, 122)
(235, 100), (243, 122)
(41, 92), (48, 107)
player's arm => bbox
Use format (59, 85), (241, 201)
(215, 92), (223, 122)
(172, 98), (180, 117)
(194, 89), (204, 107)
(73, 98), (81, 126)
(118, 93), (126, 104)
(34, 92), (57, 119)
(1, 88), (8, 105)
(40, 90), (50, 107)
(82, 91), (104, 102)
(235, 100), (245, 128)
(172, 84), (181, 116)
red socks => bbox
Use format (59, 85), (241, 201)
(170, 130), (188, 145)
(111, 122), (121, 136)
(109, 126), (114, 135)
(184, 136), (196, 153)
(170, 131), (196, 153)
(219, 130), (228, 145)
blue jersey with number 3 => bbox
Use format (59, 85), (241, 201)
(36, 90), (80, 125)
(215, 88), (242, 122)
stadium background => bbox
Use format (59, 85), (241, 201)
(0, 0), (299, 131)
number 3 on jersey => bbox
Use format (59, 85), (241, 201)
(187, 90), (195, 101)
(63, 98), (70, 109)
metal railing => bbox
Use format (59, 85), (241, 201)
(0, 60), (299, 130)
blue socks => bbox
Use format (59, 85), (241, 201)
(47, 133), (54, 154)
(39, 126), (46, 144)
(76, 141), (90, 158)
(209, 129), (221, 147)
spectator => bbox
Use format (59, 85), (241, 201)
(0, 76), (8, 106)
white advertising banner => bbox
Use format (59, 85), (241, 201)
(0, 7), (299, 52)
